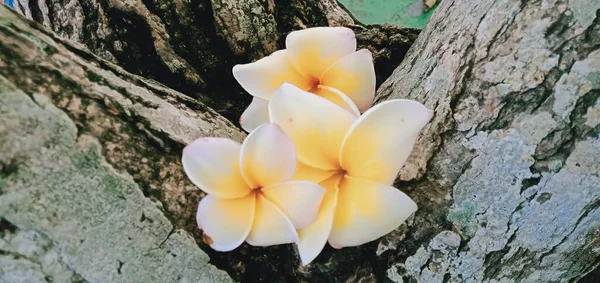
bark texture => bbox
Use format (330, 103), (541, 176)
(375, 0), (600, 282)
(1, 0), (598, 282)
(0, 5), (240, 282)
(11, 0), (417, 122)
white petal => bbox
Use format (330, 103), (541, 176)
(240, 97), (270, 132)
(240, 123), (297, 188)
(269, 83), (356, 170)
(246, 194), (299, 246)
(320, 49), (376, 112)
(233, 50), (312, 100)
(296, 175), (341, 265)
(286, 27), (357, 79)
(196, 194), (255, 251)
(340, 100), (433, 185)
(329, 175), (417, 248)
(261, 181), (325, 229)
(182, 138), (251, 199)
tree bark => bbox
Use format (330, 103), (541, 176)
(1, 0), (599, 282)
(0, 5), (240, 282)
(375, 0), (600, 282)
(10, 0), (417, 122)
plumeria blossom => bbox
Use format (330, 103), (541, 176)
(181, 123), (326, 251)
(269, 83), (434, 265)
(233, 27), (376, 132)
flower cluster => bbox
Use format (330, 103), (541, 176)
(181, 27), (433, 265)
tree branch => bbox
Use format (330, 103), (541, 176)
(0, 5), (240, 282)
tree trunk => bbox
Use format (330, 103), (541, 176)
(10, 0), (418, 122)
(375, 0), (600, 282)
(1, 0), (599, 282)
(0, 5), (240, 282)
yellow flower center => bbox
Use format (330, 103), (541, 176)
(332, 169), (348, 185)
(251, 187), (263, 194)
(306, 76), (321, 93)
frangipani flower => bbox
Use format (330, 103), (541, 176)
(181, 123), (326, 251)
(233, 27), (376, 132)
(269, 83), (434, 265)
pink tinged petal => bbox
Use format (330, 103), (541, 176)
(286, 27), (357, 79)
(296, 174), (341, 265)
(292, 161), (337, 184)
(182, 138), (251, 199)
(232, 50), (312, 100)
(328, 175), (417, 248)
(313, 85), (360, 117)
(240, 97), (270, 132)
(269, 83), (356, 170)
(340, 100), (434, 185)
(261, 181), (326, 229)
(196, 194), (256, 251)
(240, 123), (297, 188)
(320, 49), (376, 112)
(246, 194), (299, 246)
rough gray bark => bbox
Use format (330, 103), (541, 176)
(376, 0), (600, 282)
(1, 0), (598, 282)
(11, 0), (417, 122)
(0, 6), (240, 282)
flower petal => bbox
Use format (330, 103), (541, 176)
(182, 138), (251, 199)
(262, 181), (325, 229)
(269, 83), (356, 170)
(314, 85), (360, 117)
(233, 50), (312, 100)
(196, 194), (255, 251)
(240, 97), (270, 132)
(320, 49), (376, 112)
(329, 175), (417, 248)
(246, 194), (299, 246)
(292, 161), (337, 184)
(240, 123), (297, 188)
(296, 174), (341, 265)
(340, 100), (433, 185)
(286, 27), (356, 79)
